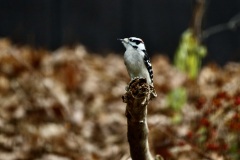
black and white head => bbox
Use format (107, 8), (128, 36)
(118, 37), (146, 51)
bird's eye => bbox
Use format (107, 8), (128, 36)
(133, 40), (141, 45)
(129, 38), (143, 45)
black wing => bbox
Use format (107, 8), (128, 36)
(142, 50), (153, 83)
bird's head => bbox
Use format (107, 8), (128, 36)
(118, 37), (146, 51)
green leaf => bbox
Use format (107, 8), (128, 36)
(167, 87), (187, 111)
(174, 29), (207, 79)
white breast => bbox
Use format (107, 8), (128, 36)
(124, 48), (151, 84)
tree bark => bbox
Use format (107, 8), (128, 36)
(122, 78), (157, 160)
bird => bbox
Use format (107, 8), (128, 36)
(118, 37), (154, 86)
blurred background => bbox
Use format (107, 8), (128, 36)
(1, 1), (240, 160)
(0, 0), (240, 65)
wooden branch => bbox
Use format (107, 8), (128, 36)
(122, 78), (157, 160)
(190, 0), (206, 41)
(202, 13), (240, 40)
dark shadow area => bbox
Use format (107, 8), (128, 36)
(0, 0), (239, 64)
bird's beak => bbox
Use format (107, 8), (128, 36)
(118, 38), (128, 43)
